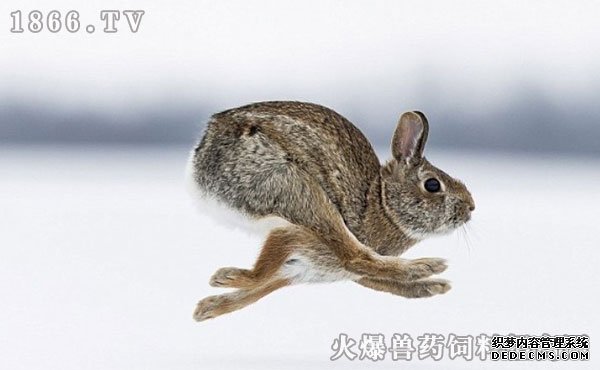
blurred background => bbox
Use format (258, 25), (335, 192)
(1, 1), (598, 370)
(1, 0), (599, 153)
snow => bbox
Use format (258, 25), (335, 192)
(0, 146), (597, 369)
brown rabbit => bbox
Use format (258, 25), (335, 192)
(186, 101), (474, 321)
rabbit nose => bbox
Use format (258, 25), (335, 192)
(464, 194), (475, 212)
(467, 198), (475, 212)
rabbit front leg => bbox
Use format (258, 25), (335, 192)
(209, 266), (253, 288)
(207, 224), (352, 289)
(194, 279), (290, 321)
(208, 223), (448, 289)
(208, 226), (302, 289)
(195, 226), (311, 321)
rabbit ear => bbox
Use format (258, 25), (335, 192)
(391, 111), (429, 163)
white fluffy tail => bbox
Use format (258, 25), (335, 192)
(185, 149), (290, 237)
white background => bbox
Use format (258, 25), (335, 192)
(0, 147), (597, 369)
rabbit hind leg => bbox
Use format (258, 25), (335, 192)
(356, 276), (451, 298)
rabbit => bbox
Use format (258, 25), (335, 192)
(186, 101), (474, 321)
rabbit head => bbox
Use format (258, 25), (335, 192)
(380, 111), (475, 239)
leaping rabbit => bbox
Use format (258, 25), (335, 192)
(187, 101), (475, 321)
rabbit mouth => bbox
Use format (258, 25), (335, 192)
(437, 213), (471, 235)
(450, 202), (473, 227)
(406, 219), (465, 240)
(433, 224), (458, 236)
(454, 213), (472, 227)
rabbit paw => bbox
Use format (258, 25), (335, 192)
(404, 258), (447, 280)
(209, 267), (250, 288)
(403, 278), (452, 298)
(193, 295), (227, 322)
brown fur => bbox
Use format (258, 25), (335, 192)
(188, 102), (474, 321)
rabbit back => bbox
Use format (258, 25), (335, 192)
(187, 101), (380, 235)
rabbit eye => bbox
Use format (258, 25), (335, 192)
(424, 178), (441, 193)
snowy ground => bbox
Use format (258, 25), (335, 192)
(0, 146), (597, 369)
